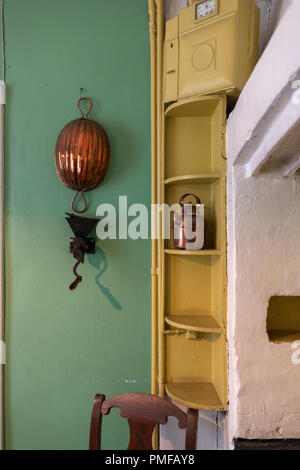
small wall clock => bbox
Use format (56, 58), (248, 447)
(195, 0), (218, 21)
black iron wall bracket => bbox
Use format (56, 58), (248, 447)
(65, 213), (98, 291)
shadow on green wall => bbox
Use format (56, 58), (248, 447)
(88, 248), (122, 311)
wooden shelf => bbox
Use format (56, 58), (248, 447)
(166, 382), (225, 411)
(165, 315), (223, 333)
(165, 95), (223, 117)
(164, 249), (222, 256)
(164, 173), (222, 185)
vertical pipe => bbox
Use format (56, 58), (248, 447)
(0, 84), (5, 451)
(0, 0), (5, 450)
(148, 0), (158, 398)
(148, 0), (159, 450)
(155, 0), (165, 399)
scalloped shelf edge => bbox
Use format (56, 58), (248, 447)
(166, 382), (226, 411)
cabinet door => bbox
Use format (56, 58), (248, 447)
(178, 13), (237, 99)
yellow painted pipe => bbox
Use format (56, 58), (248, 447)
(155, 0), (165, 399)
(148, 0), (158, 400)
(148, 0), (159, 450)
(0, 0), (5, 448)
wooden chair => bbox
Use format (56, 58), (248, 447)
(89, 392), (198, 450)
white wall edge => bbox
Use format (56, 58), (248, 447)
(244, 73), (300, 177)
(228, 0), (300, 168)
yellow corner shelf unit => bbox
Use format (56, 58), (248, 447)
(159, 94), (227, 411)
(148, 0), (259, 417)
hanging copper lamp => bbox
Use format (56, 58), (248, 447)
(55, 97), (111, 213)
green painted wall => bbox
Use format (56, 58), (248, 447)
(4, 0), (150, 450)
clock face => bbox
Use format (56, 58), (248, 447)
(196, 0), (217, 20)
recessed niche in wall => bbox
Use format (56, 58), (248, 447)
(267, 296), (300, 343)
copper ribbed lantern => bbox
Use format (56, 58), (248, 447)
(55, 97), (110, 213)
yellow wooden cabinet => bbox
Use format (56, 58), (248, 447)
(148, 0), (259, 416)
(164, 0), (259, 102)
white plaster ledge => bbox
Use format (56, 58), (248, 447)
(227, 0), (300, 178)
(244, 75), (300, 177)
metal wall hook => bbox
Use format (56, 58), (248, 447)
(71, 190), (88, 214)
(77, 97), (93, 119)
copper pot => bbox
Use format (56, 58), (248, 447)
(55, 97), (110, 213)
(172, 194), (204, 251)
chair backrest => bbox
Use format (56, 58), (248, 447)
(89, 393), (198, 450)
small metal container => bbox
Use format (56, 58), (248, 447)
(172, 194), (204, 251)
